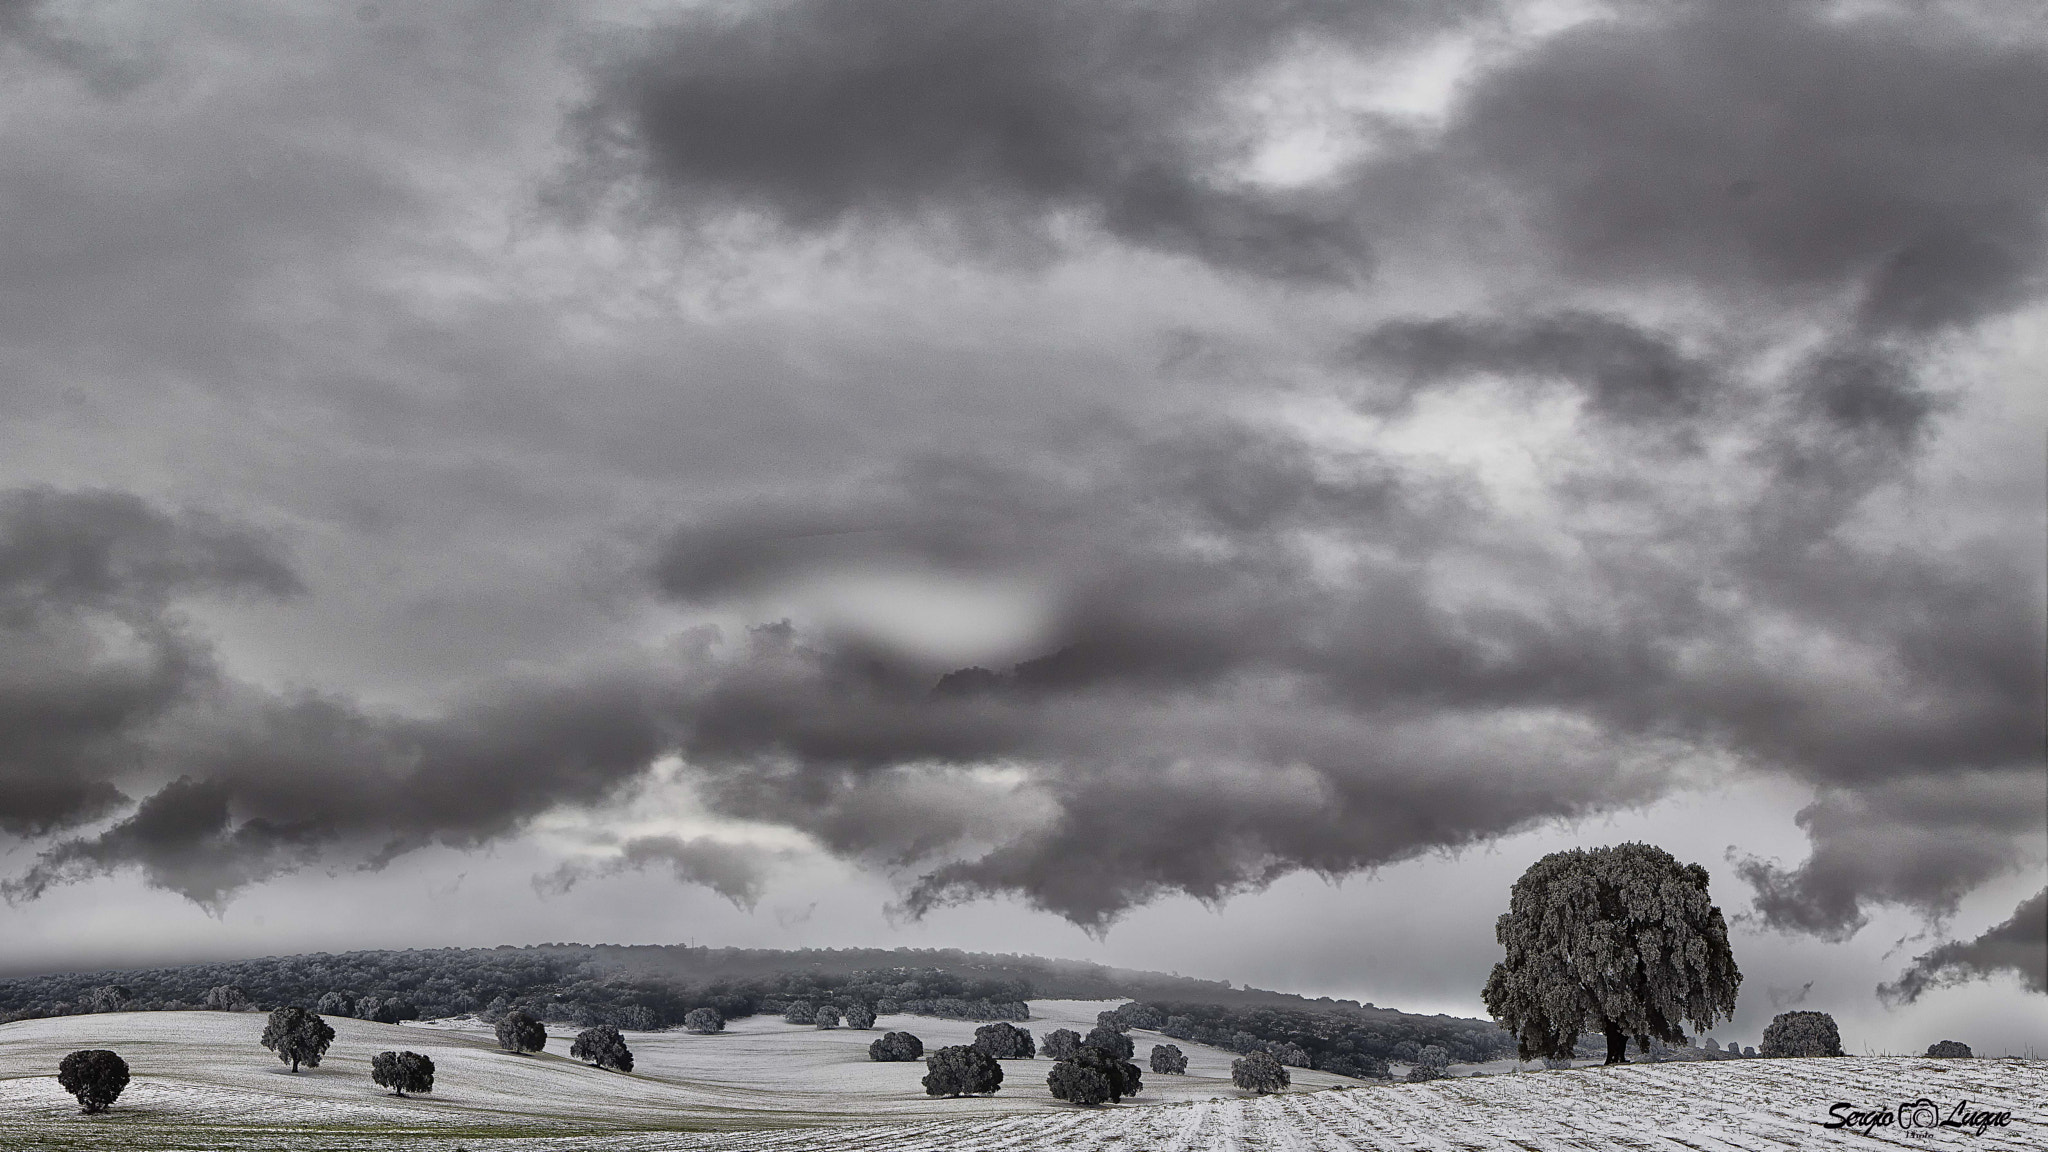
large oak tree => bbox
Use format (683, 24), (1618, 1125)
(1483, 843), (1740, 1065)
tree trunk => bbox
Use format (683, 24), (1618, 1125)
(1603, 1022), (1629, 1065)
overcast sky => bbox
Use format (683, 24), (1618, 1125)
(1, 0), (2043, 1055)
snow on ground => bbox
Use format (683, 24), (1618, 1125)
(2, 1003), (2042, 1150)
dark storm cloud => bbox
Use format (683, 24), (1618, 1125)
(1730, 773), (2046, 940)
(4, 669), (683, 908)
(565, 0), (1491, 278)
(1420, 0), (2048, 332)
(0, 488), (299, 836)
(533, 835), (779, 911)
(1879, 888), (2048, 1004)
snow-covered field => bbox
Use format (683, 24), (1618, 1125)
(2, 1003), (2041, 1150)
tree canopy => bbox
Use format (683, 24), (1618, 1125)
(370, 1050), (435, 1096)
(922, 1045), (1003, 1096)
(870, 1031), (924, 1061)
(495, 1010), (547, 1054)
(260, 1006), (335, 1073)
(571, 1024), (634, 1072)
(1482, 843), (1741, 1065)
(1232, 1050), (1289, 1094)
(57, 1049), (129, 1113)
(1760, 1011), (1843, 1057)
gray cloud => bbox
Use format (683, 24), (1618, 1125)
(563, 0), (1491, 278)
(1879, 889), (2048, 1004)
(532, 834), (779, 911)
(0, 488), (299, 837)
(0, 0), (2038, 963)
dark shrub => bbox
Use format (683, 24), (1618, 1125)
(1406, 1044), (1450, 1082)
(923, 1045), (1003, 1096)
(496, 1010), (547, 1054)
(370, 1050), (435, 1096)
(572, 1024), (634, 1072)
(1043, 1028), (1082, 1061)
(684, 1007), (724, 1034)
(974, 1022), (1035, 1059)
(1232, 1050), (1289, 1094)
(814, 1005), (841, 1029)
(1084, 1025), (1133, 1060)
(261, 1006), (336, 1072)
(784, 1000), (815, 1025)
(1543, 1055), (1574, 1069)
(844, 1002), (876, 1029)
(1743, 1046), (1755, 1057)
(1150, 1044), (1187, 1074)
(1726, 1041), (1740, 1055)
(1759, 1011), (1843, 1058)
(869, 1031), (924, 1061)
(1048, 1044), (1141, 1105)
(57, 1050), (130, 1113)
(1925, 1040), (1972, 1058)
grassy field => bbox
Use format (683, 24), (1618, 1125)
(2, 1003), (2041, 1150)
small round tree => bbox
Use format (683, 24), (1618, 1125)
(1150, 1043), (1187, 1074)
(571, 1024), (634, 1072)
(261, 1006), (336, 1073)
(57, 1050), (130, 1113)
(1760, 1011), (1843, 1057)
(1483, 843), (1741, 1065)
(1042, 1028), (1082, 1061)
(684, 1007), (725, 1034)
(783, 1000), (815, 1025)
(1083, 1025), (1133, 1060)
(1406, 1044), (1450, 1082)
(973, 1022), (1036, 1059)
(843, 1002), (877, 1029)
(496, 1010), (547, 1054)
(814, 1005), (842, 1030)
(1925, 1040), (1973, 1058)
(923, 1045), (1003, 1096)
(370, 1050), (435, 1096)
(870, 1031), (924, 1061)
(1232, 1050), (1289, 1094)
(1048, 1044), (1141, 1104)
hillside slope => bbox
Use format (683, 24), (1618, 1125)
(2, 1007), (2041, 1150)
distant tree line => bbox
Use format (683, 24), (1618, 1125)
(0, 948), (1029, 1029)
(1133, 1000), (1512, 1079)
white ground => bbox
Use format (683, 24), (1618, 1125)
(2, 1002), (2041, 1150)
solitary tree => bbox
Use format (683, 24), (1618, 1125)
(261, 1006), (336, 1073)
(814, 1005), (842, 1030)
(922, 1045), (1003, 1096)
(1759, 1011), (1843, 1057)
(496, 1010), (547, 1054)
(1048, 1044), (1142, 1105)
(1925, 1040), (1973, 1058)
(973, 1022), (1036, 1059)
(869, 1031), (924, 1061)
(571, 1024), (633, 1072)
(1150, 1044), (1187, 1074)
(1482, 843), (1741, 1065)
(684, 1007), (724, 1034)
(1042, 1028), (1082, 1061)
(1406, 1044), (1450, 1082)
(783, 1000), (815, 1025)
(370, 1050), (435, 1096)
(1232, 1050), (1289, 1094)
(57, 1050), (130, 1113)
(843, 1002), (877, 1029)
